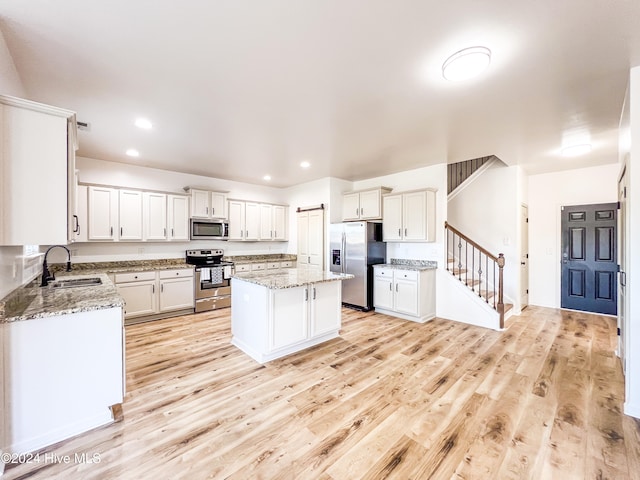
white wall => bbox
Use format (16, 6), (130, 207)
(447, 163), (521, 310)
(528, 164), (619, 309)
(352, 164), (447, 264)
(624, 66), (640, 418)
(0, 27), (28, 299)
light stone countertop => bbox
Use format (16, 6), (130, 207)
(374, 259), (438, 271)
(224, 253), (297, 265)
(1, 273), (124, 324)
(232, 267), (354, 289)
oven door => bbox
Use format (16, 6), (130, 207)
(195, 267), (230, 299)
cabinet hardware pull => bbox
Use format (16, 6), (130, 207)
(212, 207), (214, 215)
(396, 284), (398, 292)
(389, 283), (392, 291)
(308, 256), (311, 264)
(164, 228), (166, 237)
(172, 228), (174, 237)
(121, 227), (123, 236)
(356, 208), (358, 216)
(161, 284), (164, 293)
(73, 215), (79, 233)
(360, 207), (363, 215)
(405, 228), (407, 236)
(305, 288), (308, 301)
(206, 206), (209, 215)
(110, 226), (113, 237)
(313, 287), (316, 300)
(398, 228), (401, 237)
(152, 284), (155, 293)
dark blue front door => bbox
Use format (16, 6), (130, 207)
(561, 203), (617, 315)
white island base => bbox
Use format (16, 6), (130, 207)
(231, 271), (349, 364)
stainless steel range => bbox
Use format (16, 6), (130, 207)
(185, 249), (234, 312)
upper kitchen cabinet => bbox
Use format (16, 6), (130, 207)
(0, 95), (77, 245)
(382, 189), (437, 242)
(143, 192), (167, 241)
(167, 194), (189, 241)
(88, 186), (119, 241)
(259, 204), (288, 241)
(342, 187), (391, 221)
(188, 188), (228, 219)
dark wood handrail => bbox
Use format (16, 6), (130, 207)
(444, 221), (498, 262)
(445, 221), (506, 329)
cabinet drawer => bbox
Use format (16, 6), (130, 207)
(267, 262), (280, 270)
(251, 263), (266, 271)
(159, 268), (194, 279)
(374, 267), (393, 278)
(280, 261), (294, 268)
(234, 264), (251, 272)
(394, 269), (418, 281)
(115, 271), (156, 283)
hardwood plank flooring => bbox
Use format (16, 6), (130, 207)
(4, 306), (639, 479)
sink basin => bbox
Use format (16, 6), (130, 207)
(51, 277), (103, 288)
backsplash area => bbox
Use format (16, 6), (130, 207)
(0, 245), (42, 299)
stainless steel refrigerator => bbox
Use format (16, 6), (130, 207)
(329, 221), (386, 310)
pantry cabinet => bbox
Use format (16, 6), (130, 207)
(297, 209), (324, 267)
(0, 95), (77, 245)
(373, 266), (436, 323)
(342, 187), (391, 221)
(382, 189), (436, 242)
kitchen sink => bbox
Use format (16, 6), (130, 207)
(50, 277), (103, 288)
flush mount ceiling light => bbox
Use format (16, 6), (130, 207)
(561, 144), (592, 157)
(263, 175), (271, 181)
(300, 161), (311, 168)
(126, 148), (140, 157)
(135, 118), (153, 129)
(442, 46), (491, 81)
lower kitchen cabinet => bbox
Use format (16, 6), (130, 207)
(373, 266), (435, 323)
(114, 268), (194, 323)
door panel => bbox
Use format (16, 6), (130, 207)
(561, 203), (617, 315)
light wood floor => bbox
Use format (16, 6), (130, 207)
(5, 306), (640, 479)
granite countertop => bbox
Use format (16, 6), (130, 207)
(232, 267), (354, 289)
(374, 259), (438, 271)
(224, 253), (297, 265)
(49, 259), (194, 275)
(1, 273), (124, 324)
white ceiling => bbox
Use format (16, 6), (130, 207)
(2, 0), (640, 187)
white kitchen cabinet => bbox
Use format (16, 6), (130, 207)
(167, 194), (190, 241)
(382, 189), (436, 242)
(119, 190), (143, 240)
(297, 209), (324, 267)
(159, 270), (194, 312)
(143, 192), (167, 241)
(73, 183), (89, 243)
(114, 271), (157, 318)
(0, 95), (76, 245)
(259, 204), (288, 241)
(271, 286), (309, 351)
(88, 186), (119, 241)
(228, 200), (260, 241)
(342, 187), (391, 221)
(373, 266), (435, 323)
(189, 188), (227, 219)
(115, 269), (194, 322)
(309, 281), (341, 337)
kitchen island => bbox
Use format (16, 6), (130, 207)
(231, 267), (354, 363)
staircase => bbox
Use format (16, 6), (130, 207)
(444, 222), (513, 329)
(447, 156), (494, 195)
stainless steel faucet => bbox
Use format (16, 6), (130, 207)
(41, 245), (72, 287)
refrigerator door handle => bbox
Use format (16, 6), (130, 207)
(342, 233), (346, 273)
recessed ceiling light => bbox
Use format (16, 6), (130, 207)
(135, 118), (153, 129)
(263, 175), (271, 181)
(126, 149), (140, 157)
(300, 161), (311, 168)
(442, 46), (491, 81)
(561, 144), (592, 157)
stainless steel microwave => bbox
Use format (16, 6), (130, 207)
(190, 219), (229, 240)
